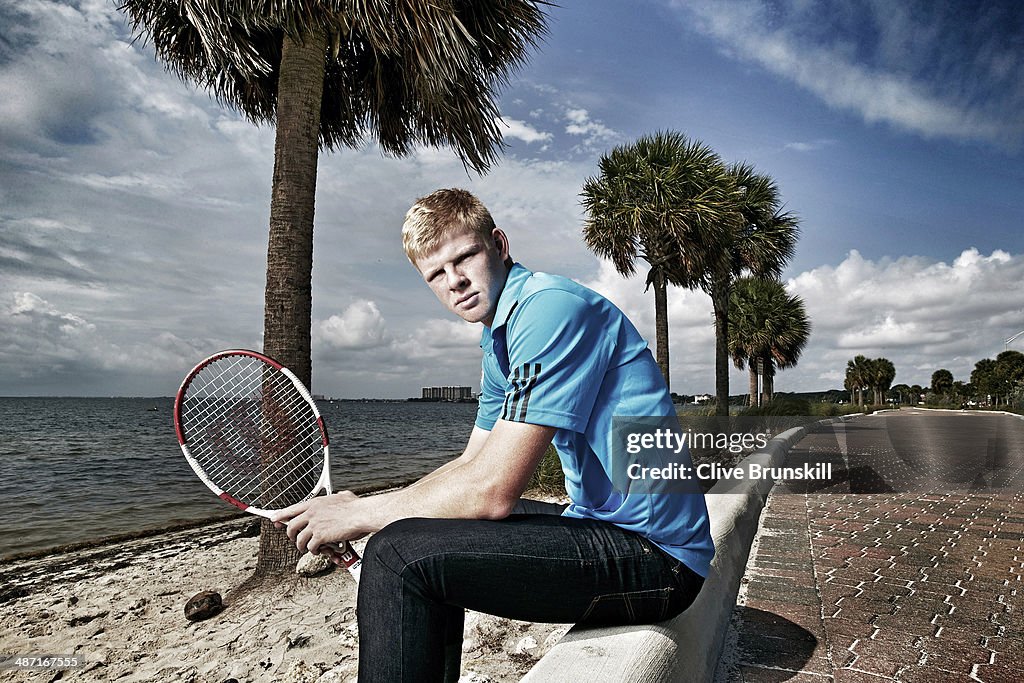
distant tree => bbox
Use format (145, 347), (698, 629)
(971, 358), (998, 405)
(889, 383), (908, 405)
(843, 356), (895, 406)
(994, 350), (1024, 406)
(951, 381), (969, 405)
(728, 276), (810, 406)
(845, 355), (871, 407)
(931, 368), (955, 396)
(843, 374), (856, 405)
(870, 358), (896, 405)
(581, 131), (734, 391)
(910, 384), (924, 404)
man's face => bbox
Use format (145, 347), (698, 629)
(414, 227), (510, 326)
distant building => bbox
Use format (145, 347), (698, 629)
(421, 386), (474, 401)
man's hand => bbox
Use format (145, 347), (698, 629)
(271, 491), (369, 556)
(271, 420), (555, 556)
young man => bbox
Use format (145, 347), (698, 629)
(273, 189), (713, 682)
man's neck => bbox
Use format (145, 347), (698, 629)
(483, 261), (515, 328)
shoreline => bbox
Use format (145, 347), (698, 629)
(0, 478), (424, 567)
(0, 489), (571, 682)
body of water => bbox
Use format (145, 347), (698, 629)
(0, 397), (478, 558)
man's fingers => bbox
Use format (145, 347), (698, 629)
(283, 514), (308, 544)
(269, 499), (311, 524)
(323, 548), (344, 566)
(296, 526), (317, 555)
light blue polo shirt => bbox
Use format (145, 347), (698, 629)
(476, 264), (714, 578)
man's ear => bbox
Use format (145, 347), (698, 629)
(492, 227), (510, 260)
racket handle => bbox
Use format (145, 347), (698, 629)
(325, 541), (362, 583)
(279, 519), (362, 583)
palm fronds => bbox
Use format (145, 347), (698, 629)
(120, 0), (551, 171)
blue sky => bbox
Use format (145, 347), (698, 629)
(1, 0), (1022, 397)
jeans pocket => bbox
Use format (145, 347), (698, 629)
(579, 587), (673, 625)
(664, 561), (705, 619)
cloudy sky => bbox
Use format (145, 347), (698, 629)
(1, 0), (1023, 398)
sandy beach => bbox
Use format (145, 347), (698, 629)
(0, 495), (571, 683)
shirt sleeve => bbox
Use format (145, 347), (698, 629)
(500, 289), (615, 432)
(474, 349), (505, 431)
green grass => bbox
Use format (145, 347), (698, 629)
(739, 397), (811, 416)
(526, 444), (566, 496)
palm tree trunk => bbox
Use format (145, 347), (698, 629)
(762, 351), (774, 404)
(653, 269), (671, 391)
(748, 366), (758, 407)
(256, 27), (327, 576)
(712, 275), (730, 417)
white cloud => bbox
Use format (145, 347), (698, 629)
(0, 292), (212, 393)
(310, 310), (484, 397)
(790, 247), (1024, 388)
(496, 117), (552, 144)
(9, 292), (95, 335)
(567, 247), (1024, 396)
(315, 301), (390, 351)
(69, 172), (187, 196)
(671, 0), (1020, 146)
(411, 319), (482, 352)
(837, 315), (949, 350)
(784, 139), (837, 153)
(564, 108), (620, 149)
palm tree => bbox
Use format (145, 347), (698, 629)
(890, 383), (911, 405)
(728, 276), (810, 406)
(870, 357), (896, 405)
(730, 277), (774, 405)
(931, 368), (954, 396)
(682, 163), (798, 415)
(581, 131), (734, 390)
(121, 1), (550, 575)
(843, 373), (857, 406)
(846, 355), (871, 407)
(860, 357), (877, 405)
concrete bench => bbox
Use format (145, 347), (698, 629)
(522, 418), (850, 682)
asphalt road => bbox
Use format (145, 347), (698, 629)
(786, 409), (1024, 495)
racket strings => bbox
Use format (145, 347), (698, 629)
(199, 416), (318, 504)
(186, 397), (321, 507)
(231, 429), (324, 504)
(180, 355), (327, 509)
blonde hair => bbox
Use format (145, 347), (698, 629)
(402, 188), (496, 263)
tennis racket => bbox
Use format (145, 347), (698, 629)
(173, 349), (361, 581)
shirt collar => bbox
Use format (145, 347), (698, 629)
(490, 262), (532, 331)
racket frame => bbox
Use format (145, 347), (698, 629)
(174, 349), (361, 579)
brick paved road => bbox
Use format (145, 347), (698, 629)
(717, 411), (1024, 682)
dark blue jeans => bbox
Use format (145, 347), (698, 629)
(356, 500), (705, 682)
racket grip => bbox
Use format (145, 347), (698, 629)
(325, 541), (362, 583)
